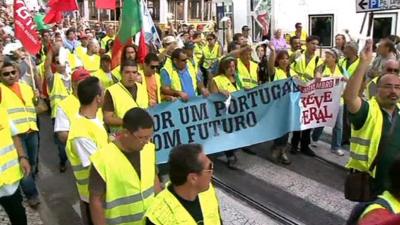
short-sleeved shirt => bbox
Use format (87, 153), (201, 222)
(54, 107), (70, 132)
(160, 67), (198, 98)
(349, 100), (400, 194)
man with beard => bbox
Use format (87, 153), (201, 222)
(344, 39), (400, 196)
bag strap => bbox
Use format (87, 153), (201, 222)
(369, 108), (398, 171)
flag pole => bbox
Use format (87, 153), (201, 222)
(27, 56), (37, 91)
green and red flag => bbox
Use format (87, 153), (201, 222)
(111, 0), (145, 68)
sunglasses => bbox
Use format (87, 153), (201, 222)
(202, 161), (214, 173)
(386, 68), (400, 74)
(150, 65), (159, 70)
(2, 70), (16, 77)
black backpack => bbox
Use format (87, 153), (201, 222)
(346, 197), (394, 225)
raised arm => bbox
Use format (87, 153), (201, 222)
(344, 40), (373, 113)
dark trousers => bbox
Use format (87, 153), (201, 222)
(274, 133), (289, 147)
(342, 105), (351, 144)
(0, 187), (27, 225)
(291, 129), (311, 151)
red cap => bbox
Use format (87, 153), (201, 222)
(71, 68), (90, 82)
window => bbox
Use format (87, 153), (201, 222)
(372, 12), (397, 46)
(168, 0), (184, 21)
(189, 0), (201, 20)
(309, 14), (334, 48)
(147, 0), (160, 21)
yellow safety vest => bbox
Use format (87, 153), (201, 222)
(145, 184), (221, 225)
(57, 94), (104, 124)
(193, 43), (204, 65)
(90, 142), (156, 225)
(66, 116), (108, 202)
(339, 58), (360, 77)
(322, 65), (343, 77)
(0, 106), (23, 187)
(213, 75), (238, 93)
(290, 31), (308, 42)
(346, 98), (383, 177)
(292, 53), (323, 81)
(360, 191), (400, 219)
(68, 52), (81, 70)
(202, 44), (220, 69)
(107, 82), (149, 133)
(138, 69), (162, 104)
(161, 61), (198, 93)
(50, 73), (72, 118)
(0, 83), (38, 134)
(93, 69), (118, 89)
(75, 45), (87, 62)
(237, 59), (258, 89)
(274, 67), (296, 81)
(101, 35), (115, 49)
(111, 66), (122, 82)
(81, 54), (100, 73)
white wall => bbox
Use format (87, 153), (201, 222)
(232, 0), (251, 33)
(272, 0), (400, 43)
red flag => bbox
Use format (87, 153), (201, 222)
(137, 30), (148, 64)
(44, 0), (78, 24)
(96, 0), (116, 9)
(14, 0), (42, 55)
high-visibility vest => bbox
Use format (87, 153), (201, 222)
(161, 61), (198, 93)
(144, 184), (221, 225)
(292, 53), (323, 81)
(193, 43), (204, 65)
(273, 67), (296, 81)
(50, 73), (72, 118)
(360, 191), (400, 219)
(0, 106), (23, 187)
(111, 66), (122, 82)
(138, 69), (162, 104)
(93, 69), (118, 89)
(236, 59), (258, 89)
(321, 65), (344, 77)
(75, 45), (87, 62)
(66, 116), (108, 202)
(213, 75), (238, 93)
(202, 44), (220, 69)
(68, 52), (81, 70)
(366, 77), (379, 100)
(290, 31), (308, 42)
(81, 54), (100, 73)
(101, 35), (115, 49)
(107, 82), (149, 133)
(0, 83), (38, 134)
(346, 98), (382, 177)
(57, 94), (103, 125)
(339, 58), (360, 77)
(90, 142), (156, 225)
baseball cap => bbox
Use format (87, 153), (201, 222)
(71, 68), (90, 82)
(162, 36), (177, 45)
(242, 25), (250, 31)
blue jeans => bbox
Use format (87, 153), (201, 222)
(312, 127), (324, 142)
(51, 119), (68, 166)
(20, 132), (39, 199)
(331, 105), (343, 150)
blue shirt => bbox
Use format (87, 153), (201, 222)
(161, 66), (199, 98)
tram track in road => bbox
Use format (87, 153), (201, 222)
(213, 175), (303, 225)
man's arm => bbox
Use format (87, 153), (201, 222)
(344, 39), (373, 114)
(102, 90), (123, 127)
(160, 69), (189, 101)
(89, 167), (106, 225)
(13, 135), (31, 176)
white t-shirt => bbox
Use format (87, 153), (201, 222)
(54, 107), (70, 132)
(72, 116), (104, 167)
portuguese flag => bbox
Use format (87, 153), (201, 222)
(111, 0), (144, 68)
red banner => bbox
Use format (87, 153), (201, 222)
(14, 0), (42, 55)
(96, 0), (116, 9)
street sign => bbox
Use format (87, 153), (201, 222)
(356, 0), (400, 13)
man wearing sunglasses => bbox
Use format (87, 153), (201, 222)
(145, 144), (221, 225)
(89, 108), (161, 225)
(366, 59), (400, 99)
(160, 48), (209, 102)
(0, 62), (40, 208)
